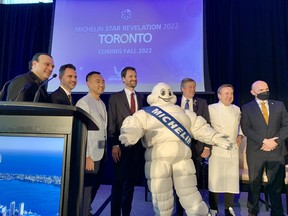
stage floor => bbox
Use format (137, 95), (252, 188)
(91, 184), (287, 216)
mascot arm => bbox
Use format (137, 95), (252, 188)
(186, 110), (234, 150)
(119, 111), (146, 146)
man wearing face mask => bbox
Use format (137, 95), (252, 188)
(241, 80), (288, 216)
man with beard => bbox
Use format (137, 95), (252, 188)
(108, 66), (145, 216)
(50, 63), (77, 105)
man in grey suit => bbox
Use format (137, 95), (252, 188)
(241, 80), (288, 216)
(76, 71), (107, 216)
(175, 78), (211, 216)
(108, 66), (145, 216)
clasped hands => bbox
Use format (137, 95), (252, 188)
(261, 137), (279, 151)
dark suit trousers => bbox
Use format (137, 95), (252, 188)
(209, 191), (234, 210)
(111, 143), (145, 216)
(247, 155), (285, 216)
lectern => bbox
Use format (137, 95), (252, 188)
(0, 102), (98, 216)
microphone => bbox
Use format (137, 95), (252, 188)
(0, 75), (21, 101)
(14, 83), (32, 101)
(33, 74), (57, 102)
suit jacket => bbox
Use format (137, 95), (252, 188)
(241, 99), (288, 159)
(108, 90), (144, 146)
(6, 72), (50, 102)
(176, 96), (211, 155)
(50, 87), (72, 105)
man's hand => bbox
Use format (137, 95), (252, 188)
(201, 147), (210, 158)
(236, 135), (243, 147)
(86, 156), (94, 171)
(112, 145), (121, 163)
(261, 137), (279, 151)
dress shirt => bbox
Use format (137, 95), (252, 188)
(124, 88), (138, 111)
(256, 99), (269, 116)
(181, 96), (193, 111)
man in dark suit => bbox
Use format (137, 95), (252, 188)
(108, 66), (145, 216)
(50, 64), (77, 105)
(175, 78), (211, 216)
(7, 52), (54, 102)
(241, 80), (288, 216)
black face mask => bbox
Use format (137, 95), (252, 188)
(257, 91), (270, 100)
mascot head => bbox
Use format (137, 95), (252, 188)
(147, 82), (177, 106)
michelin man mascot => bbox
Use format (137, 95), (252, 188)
(119, 82), (234, 216)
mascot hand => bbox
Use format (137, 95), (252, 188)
(119, 134), (132, 147)
(119, 127), (140, 146)
(212, 133), (237, 150)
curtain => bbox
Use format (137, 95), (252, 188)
(206, 0), (288, 106)
(0, 3), (52, 94)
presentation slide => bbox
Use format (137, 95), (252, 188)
(49, 0), (204, 93)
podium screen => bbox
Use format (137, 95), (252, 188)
(0, 135), (65, 216)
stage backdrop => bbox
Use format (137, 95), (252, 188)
(49, 0), (210, 93)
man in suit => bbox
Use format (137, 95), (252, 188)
(108, 66), (145, 216)
(50, 63), (77, 105)
(175, 78), (211, 216)
(7, 52), (54, 102)
(76, 71), (107, 216)
(241, 80), (288, 216)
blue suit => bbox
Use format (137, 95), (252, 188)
(241, 99), (288, 215)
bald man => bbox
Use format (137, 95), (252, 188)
(241, 80), (288, 216)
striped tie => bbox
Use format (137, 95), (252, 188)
(185, 99), (190, 110)
(68, 94), (73, 105)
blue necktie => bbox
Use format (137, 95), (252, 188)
(185, 99), (190, 110)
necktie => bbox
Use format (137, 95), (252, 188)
(185, 99), (190, 110)
(261, 101), (269, 124)
(67, 94), (73, 105)
(130, 93), (136, 114)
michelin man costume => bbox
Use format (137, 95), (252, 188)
(119, 83), (234, 216)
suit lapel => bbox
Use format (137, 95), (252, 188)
(193, 98), (198, 112)
(120, 90), (131, 113)
(267, 100), (275, 124)
(135, 92), (143, 110)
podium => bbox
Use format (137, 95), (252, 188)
(0, 102), (98, 216)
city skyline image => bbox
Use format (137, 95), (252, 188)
(0, 135), (64, 216)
